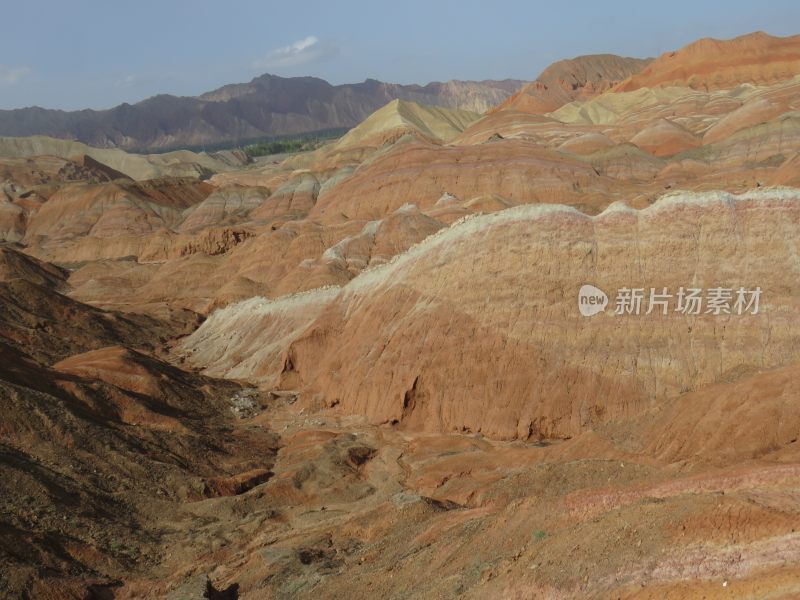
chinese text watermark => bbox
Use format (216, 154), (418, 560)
(578, 284), (761, 317)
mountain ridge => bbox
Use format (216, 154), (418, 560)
(494, 54), (652, 114)
(0, 73), (525, 152)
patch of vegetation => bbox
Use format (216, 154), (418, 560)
(141, 127), (348, 155)
(292, 464), (314, 489)
(245, 138), (310, 156)
(532, 529), (547, 542)
(243, 129), (346, 158)
(244, 139), (302, 157)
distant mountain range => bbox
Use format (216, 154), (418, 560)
(0, 74), (524, 152)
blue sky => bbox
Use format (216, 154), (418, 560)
(1, 0), (798, 110)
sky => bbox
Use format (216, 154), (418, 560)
(0, 0), (798, 110)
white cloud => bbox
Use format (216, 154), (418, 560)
(0, 65), (31, 86)
(253, 36), (338, 70)
(115, 74), (137, 88)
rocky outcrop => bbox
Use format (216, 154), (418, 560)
(179, 287), (340, 384)
(0, 245), (66, 289)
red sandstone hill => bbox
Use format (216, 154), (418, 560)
(615, 31), (800, 92)
(494, 54), (652, 114)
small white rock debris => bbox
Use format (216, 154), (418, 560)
(229, 388), (261, 419)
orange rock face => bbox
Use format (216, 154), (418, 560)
(615, 31), (800, 91)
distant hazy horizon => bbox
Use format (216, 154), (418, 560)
(1, 0), (798, 111)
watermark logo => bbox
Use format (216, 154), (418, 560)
(578, 284), (609, 317)
(578, 285), (762, 317)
